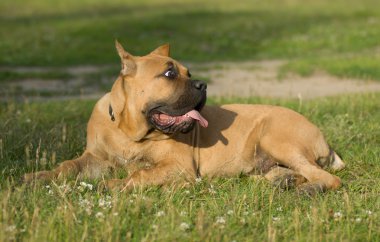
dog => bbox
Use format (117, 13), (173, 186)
(23, 41), (345, 195)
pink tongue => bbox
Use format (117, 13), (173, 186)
(185, 110), (208, 128)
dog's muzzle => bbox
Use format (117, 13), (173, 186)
(147, 80), (208, 134)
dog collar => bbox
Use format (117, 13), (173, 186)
(109, 104), (115, 122)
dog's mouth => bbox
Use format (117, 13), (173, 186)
(148, 93), (207, 134)
(152, 110), (208, 128)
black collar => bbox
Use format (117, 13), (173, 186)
(109, 104), (115, 122)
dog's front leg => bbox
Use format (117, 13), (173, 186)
(104, 161), (188, 191)
(23, 152), (115, 183)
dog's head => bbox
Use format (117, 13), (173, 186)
(110, 41), (208, 141)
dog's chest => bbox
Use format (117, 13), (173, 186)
(112, 146), (152, 167)
(114, 153), (155, 172)
(114, 155), (141, 166)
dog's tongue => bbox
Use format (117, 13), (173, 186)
(185, 110), (208, 128)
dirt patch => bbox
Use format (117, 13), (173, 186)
(191, 60), (380, 99)
(2, 60), (380, 100)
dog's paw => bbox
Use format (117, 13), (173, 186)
(22, 171), (55, 184)
(273, 174), (297, 190)
(98, 179), (132, 192)
(296, 183), (325, 197)
(273, 173), (307, 190)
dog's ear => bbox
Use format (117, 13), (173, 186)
(112, 41), (151, 141)
(110, 76), (149, 141)
(110, 76), (126, 121)
(115, 40), (136, 76)
(150, 44), (170, 57)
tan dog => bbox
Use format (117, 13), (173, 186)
(24, 41), (345, 195)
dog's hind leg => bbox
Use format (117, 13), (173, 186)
(281, 153), (341, 196)
(259, 129), (342, 196)
(23, 152), (115, 183)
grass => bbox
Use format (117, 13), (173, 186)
(280, 53), (380, 81)
(1, 93), (379, 241)
(1, 0), (380, 80)
(0, 71), (73, 83)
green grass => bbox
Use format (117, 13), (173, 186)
(0, 71), (73, 83)
(280, 54), (380, 81)
(1, 93), (379, 241)
(1, 0), (380, 80)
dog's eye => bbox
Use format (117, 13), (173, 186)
(164, 70), (176, 79)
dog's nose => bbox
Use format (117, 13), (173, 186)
(192, 80), (207, 91)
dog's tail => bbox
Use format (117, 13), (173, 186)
(329, 150), (346, 171)
(317, 147), (346, 171)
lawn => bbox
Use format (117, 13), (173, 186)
(0, 93), (379, 241)
(1, 0), (380, 80)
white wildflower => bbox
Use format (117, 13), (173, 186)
(45, 185), (54, 195)
(78, 197), (94, 215)
(5, 225), (16, 232)
(276, 207), (283, 212)
(78, 198), (92, 207)
(184, 190), (190, 194)
(98, 197), (112, 209)
(272, 217), (280, 222)
(195, 177), (202, 183)
(355, 217), (362, 223)
(366, 210), (372, 216)
(156, 211), (165, 217)
(78, 181), (93, 191)
(59, 183), (72, 192)
(179, 222), (190, 231)
(333, 211), (342, 219)
(113, 212), (119, 216)
(208, 185), (217, 194)
(95, 212), (104, 220)
(85, 208), (92, 215)
(216, 216), (226, 224)
(227, 210), (234, 215)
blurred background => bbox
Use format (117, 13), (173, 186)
(1, 0), (380, 99)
